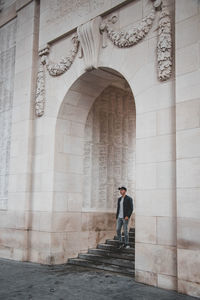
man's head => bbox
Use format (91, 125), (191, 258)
(118, 186), (127, 197)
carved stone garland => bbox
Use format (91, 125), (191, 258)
(100, 2), (172, 82)
(157, 8), (172, 81)
(35, 34), (79, 117)
(100, 9), (156, 48)
(35, 0), (172, 117)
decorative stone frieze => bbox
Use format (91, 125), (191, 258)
(100, 10), (155, 48)
(46, 34), (79, 76)
(35, 0), (173, 117)
(77, 16), (102, 71)
(157, 7), (172, 81)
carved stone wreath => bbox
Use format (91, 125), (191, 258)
(35, 0), (172, 117)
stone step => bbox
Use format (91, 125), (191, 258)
(97, 243), (135, 254)
(78, 253), (134, 268)
(68, 258), (134, 276)
(88, 248), (135, 261)
(114, 236), (135, 243)
(106, 239), (134, 248)
(130, 228), (135, 232)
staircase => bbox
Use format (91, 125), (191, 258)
(67, 227), (135, 277)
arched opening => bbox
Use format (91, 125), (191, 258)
(83, 85), (136, 211)
(53, 67), (136, 262)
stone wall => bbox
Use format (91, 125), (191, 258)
(175, 0), (200, 297)
(0, 0), (200, 297)
(83, 85), (136, 211)
(0, 18), (16, 209)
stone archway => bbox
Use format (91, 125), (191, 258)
(53, 68), (136, 262)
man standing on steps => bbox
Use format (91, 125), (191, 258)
(116, 186), (133, 249)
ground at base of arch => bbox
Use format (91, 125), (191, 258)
(0, 258), (196, 300)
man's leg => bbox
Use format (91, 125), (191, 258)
(116, 218), (123, 243)
(123, 218), (129, 246)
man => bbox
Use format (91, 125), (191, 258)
(116, 186), (133, 249)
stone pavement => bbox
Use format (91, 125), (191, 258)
(0, 259), (196, 300)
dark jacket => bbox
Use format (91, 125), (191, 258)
(116, 195), (133, 219)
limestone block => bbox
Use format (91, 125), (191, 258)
(177, 128), (200, 159)
(135, 216), (156, 244)
(158, 274), (177, 290)
(135, 269), (157, 287)
(7, 192), (30, 211)
(176, 43), (199, 76)
(33, 152), (54, 173)
(176, 99), (200, 130)
(177, 188), (200, 219)
(135, 80), (174, 114)
(8, 173), (32, 192)
(119, 39), (149, 81)
(60, 104), (88, 124)
(54, 172), (83, 193)
(129, 62), (158, 96)
(157, 217), (176, 246)
(178, 279), (200, 298)
(176, 15), (200, 49)
(136, 189), (176, 217)
(157, 161), (176, 189)
(157, 107), (175, 135)
(177, 158), (200, 188)
(32, 192), (53, 211)
(38, 212), (52, 232)
(52, 212), (82, 232)
(119, 0), (143, 29)
(136, 242), (177, 276)
(29, 231), (51, 251)
(178, 248), (200, 284)
(177, 217), (200, 250)
(32, 172), (54, 193)
(176, 0), (199, 23)
(136, 112), (157, 139)
(136, 163), (157, 190)
(176, 70), (200, 103)
(67, 193), (82, 212)
(136, 134), (175, 164)
(34, 135), (54, 155)
(70, 121), (85, 138)
(12, 103), (32, 123)
(14, 50), (35, 74)
(0, 228), (26, 249)
(50, 232), (67, 252)
(53, 192), (68, 212)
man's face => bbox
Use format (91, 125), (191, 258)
(120, 189), (126, 197)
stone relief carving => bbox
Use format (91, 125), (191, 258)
(35, 0), (173, 117)
(100, 10), (155, 48)
(157, 7), (172, 81)
(35, 45), (49, 117)
(77, 16), (102, 71)
(35, 35), (79, 117)
(0, 18), (16, 209)
(46, 34), (79, 76)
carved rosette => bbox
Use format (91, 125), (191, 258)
(157, 8), (172, 81)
